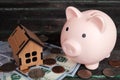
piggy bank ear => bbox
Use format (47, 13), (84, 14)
(88, 15), (105, 33)
(66, 6), (82, 20)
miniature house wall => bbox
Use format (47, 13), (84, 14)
(8, 25), (44, 71)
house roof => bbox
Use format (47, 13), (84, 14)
(8, 25), (44, 55)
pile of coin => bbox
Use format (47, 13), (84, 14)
(77, 59), (120, 79)
(103, 59), (120, 78)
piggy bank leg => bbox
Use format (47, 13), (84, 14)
(106, 54), (110, 58)
(85, 63), (99, 70)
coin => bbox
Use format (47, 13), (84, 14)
(103, 68), (115, 77)
(52, 66), (65, 73)
(109, 60), (120, 68)
(28, 68), (45, 79)
(77, 69), (92, 79)
(43, 58), (56, 65)
(50, 48), (61, 54)
(103, 68), (120, 77)
(0, 62), (17, 72)
(39, 35), (48, 42)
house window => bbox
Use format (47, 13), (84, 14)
(32, 57), (37, 62)
(32, 51), (37, 56)
(25, 51), (38, 64)
(25, 53), (30, 58)
(26, 59), (31, 63)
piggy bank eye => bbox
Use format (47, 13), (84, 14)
(66, 27), (69, 31)
(82, 33), (86, 38)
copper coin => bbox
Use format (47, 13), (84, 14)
(39, 35), (48, 42)
(28, 68), (45, 79)
(52, 66), (65, 73)
(103, 68), (120, 77)
(103, 68), (115, 77)
(109, 60), (120, 68)
(0, 62), (17, 72)
(43, 58), (56, 65)
(77, 69), (92, 79)
(50, 48), (61, 54)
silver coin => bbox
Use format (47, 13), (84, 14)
(28, 68), (45, 79)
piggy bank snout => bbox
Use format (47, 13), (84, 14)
(62, 40), (81, 57)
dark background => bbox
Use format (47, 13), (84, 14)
(0, 0), (120, 49)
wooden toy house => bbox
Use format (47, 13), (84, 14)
(8, 25), (44, 71)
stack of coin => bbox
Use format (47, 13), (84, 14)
(28, 68), (45, 79)
(0, 62), (17, 72)
(109, 60), (120, 68)
(52, 66), (65, 73)
(43, 58), (56, 66)
(77, 69), (92, 79)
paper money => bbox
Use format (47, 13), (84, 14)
(16, 66), (67, 80)
(0, 55), (10, 65)
(67, 64), (80, 77)
(0, 42), (80, 80)
(43, 53), (80, 76)
(0, 41), (12, 53)
(0, 72), (3, 80)
(0, 71), (28, 80)
(0, 41), (13, 65)
(42, 43), (80, 78)
(40, 67), (66, 80)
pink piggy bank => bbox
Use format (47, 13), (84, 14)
(60, 6), (117, 70)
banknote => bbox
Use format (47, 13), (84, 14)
(43, 53), (80, 75)
(40, 66), (67, 80)
(0, 41), (12, 53)
(43, 43), (80, 77)
(11, 66), (67, 80)
(0, 56), (9, 65)
(0, 41), (13, 65)
(39, 44), (80, 79)
(0, 41), (80, 80)
(0, 71), (28, 80)
(0, 72), (3, 80)
(67, 64), (80, 77)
